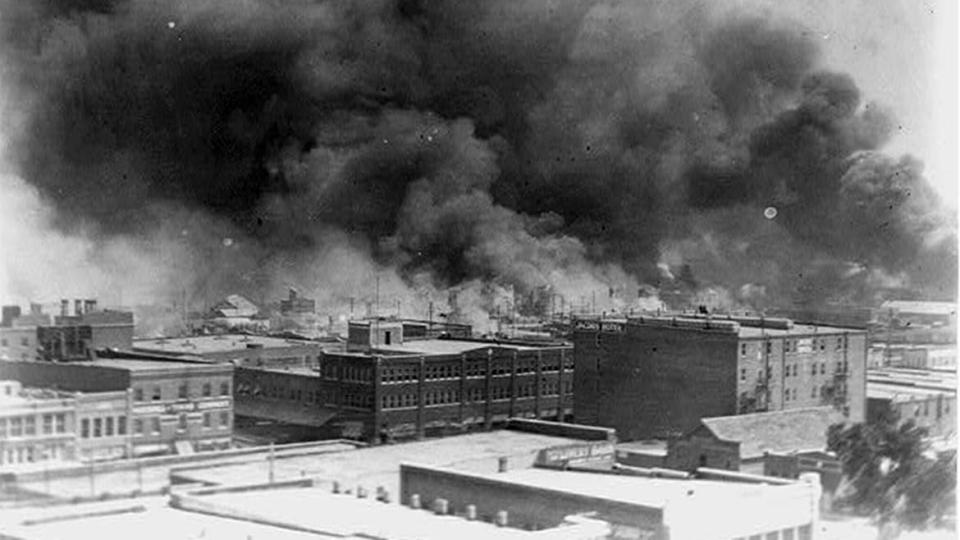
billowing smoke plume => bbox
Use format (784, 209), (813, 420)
(0, 0), (954, 332)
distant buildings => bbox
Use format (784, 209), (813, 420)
(0, 355), (234, 458)
(0, 304), (49, 362)
(35, 299), (134, 361)
(867, 367), (956, 443)
(132, 334), (329, 367)
(0, 381), (74, 467)
(572, 315), (867, 441)
(229, 319), (573, 443)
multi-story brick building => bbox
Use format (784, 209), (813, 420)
(0, 381), (75, 467)
(572, 315), (867, 441)
(233, 320), (574, 443)
(0, 355), (233, 457)
(0, 304), (50, 362)
(133, 334), (329, 368)
(37, 299), (134, 361)
(868, 367), (956, 443)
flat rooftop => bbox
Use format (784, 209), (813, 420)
(171, 430), (586, 497)
(0, 488), (605, 540)
(0, 497), (321, 540)
(84, 358), (227, 372)
(586, 316), (865, 338)
(133, 334), (321, 355)
(454, 467), (802, 510)
(184, 486), (595, 539)
(735, 323), (863, 338)
(867, 384), (955, 402)
(374, 339), (545, 356)
(867, 367), (957, 391)
(616, 440), (668, 456)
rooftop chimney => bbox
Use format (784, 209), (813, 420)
(74, 299), (84, 316)
(61, 299), (69, 317)
(84, 299), (97, 313)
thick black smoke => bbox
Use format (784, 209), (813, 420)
(1, 0), (954, 321)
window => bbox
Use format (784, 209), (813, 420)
(24, 416), (35, 436)
(202, 383), (212, 397)
(202, 413), (211, 428)
(152, 387), (161, 401)
(134, 419), (143, 435)
(811, 385), (818, 398)
(80, 418), (89, 438)
(811, 363), (818, 376)
(219, 411), (230, 428)
(740, 368), (746, 382)
(0, 338), (6, 347)
(106, 417), (114, 436)
(20, 337), (28, 347)
(177, 414), (187, 431)
(766, 342), (773, 354)
(55, 414), (66, 434)
(152, 417), (161, 434)
(43, 414), (53, 435)
(178, 384), (188, 399)
(836, 338), (842, 350)
(118, 416), (126, 435)
(134, 387), (144, 401)
(220, 381), (230, 396)
(93, 418), (102, 437)
(740, 343), (747, 356)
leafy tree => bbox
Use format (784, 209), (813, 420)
(827, 411), (956, 531)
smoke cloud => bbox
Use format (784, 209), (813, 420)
(0, 0), (954, 331)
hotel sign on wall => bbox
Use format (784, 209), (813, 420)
(573, 320), (625, 333)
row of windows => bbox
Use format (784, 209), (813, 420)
(133, 381), (230, 402)
(741, 360), (850, 381)
(1, 443), (68, 465)
(0, 337), (31, 347)
(80, 416), (126, 438)
(320, 364), (373, 382)
(382, 359), (570, 383)
(0, 413), (67, 438)
(131, 412), (230, 435)
(380, 380), (572, 410)
(741, 336), (849, 356)
(907, 399), (951, 418)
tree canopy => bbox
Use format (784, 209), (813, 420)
(827, 412), (956, 531)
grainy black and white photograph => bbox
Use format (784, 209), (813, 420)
(0, 1), (955, 538)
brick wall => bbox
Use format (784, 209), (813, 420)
(574, 325), (738, 440)
(399, 464), (663, 534)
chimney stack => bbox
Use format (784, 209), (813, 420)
(84, 299), (97, 313)
(61, 299), (69, 317)
(74, 299), (84, 316)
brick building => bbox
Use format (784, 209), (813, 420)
(132, 334), (328, 368)
(0, 304), (50, 362)
(572, 315), (867, 440)
(36, 299), (134, 361)
(233, 321), (574, 443)
(867, 367), (956, 442)
(0, 381), (75, 467)
(0, 356), (233, 457)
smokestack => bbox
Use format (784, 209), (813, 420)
(60, 299), (69, 317)
(84, 299), (97, 313)
(74, 299), (83, 316)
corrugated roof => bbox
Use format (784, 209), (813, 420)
(701, 407), (844, 460)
